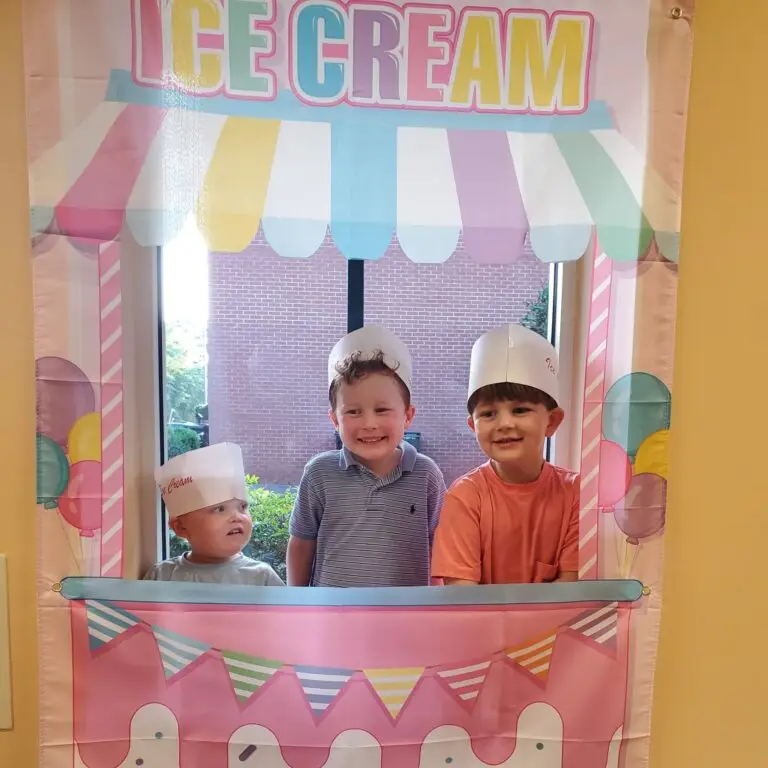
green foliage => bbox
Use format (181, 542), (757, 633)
(165, 323), (206, 423)
(167, 425), (201, 459)
(168, 474), (295, 581)
(520, 284), (550, 339)
(243, 475), (295, 582)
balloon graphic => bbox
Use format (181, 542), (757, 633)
(36, 357), (96, 448)
(57, 460), (102, 537)
(613, 473), (666, 544)
(598, 440), (632, 509)
(634, 429), (670, 480)
(602, 373), (671, 460)
(68, 412), (102, 463)
(36, 434), (70, 508)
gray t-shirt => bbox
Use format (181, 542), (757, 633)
(143, 553), (284, 586)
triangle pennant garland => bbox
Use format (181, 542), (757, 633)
(294, 665), (354, 718)
(85, 599), (140, 651)
(222, 650), (283, 703)
(505, 629), (560, 682)
(151, 624), (211, 679)
(80, 597), (625, 718)
(435, 659), (491, 708)
(363, 667), (424, 720)
(568, 602), (619, 651)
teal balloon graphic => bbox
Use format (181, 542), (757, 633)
(602, 373), (671, 461)
(36, 434), (70, 509)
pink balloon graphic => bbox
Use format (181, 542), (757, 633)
(36, 356), (96, 448)
(613, 473), (667, 544)
(58, 460), (102, 537)
(598, 440), (632, 509)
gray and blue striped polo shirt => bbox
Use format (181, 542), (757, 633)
(289, 441), (446, 587)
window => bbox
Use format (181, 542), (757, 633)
(160, 226), (559, 579)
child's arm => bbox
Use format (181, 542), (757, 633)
(431, 490), (482, 586)
(286, 461), (323, 586)
(426, 467), (447, 585)
(287, 537), (316, 586)
(556, 483), (580, 582)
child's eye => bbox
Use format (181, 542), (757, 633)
(240, 502), (248, 513)
(213, 505), (226, 514)
(375, 407), (391, 414)
(513, 407), (531, 415)
(478, 410), (494, 419)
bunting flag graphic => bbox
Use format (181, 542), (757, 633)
(85, 600), (140, 651)
(505, 629), (560, 682)
(151, 624), (210, 679)
(221, 650), (283, 703)
(294, 665), (354, 717)
(568, 602), (619, 651)
(435, 659), (491, 709)
(363, 667), (424, 720)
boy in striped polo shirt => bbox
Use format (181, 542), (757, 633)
(287, 326), (446, 587)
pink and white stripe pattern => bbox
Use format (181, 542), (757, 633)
(578, 240), (613, 580)
(435, 659), (491, 707)
(98, 241), (125, 578)
(568, 602), (619, 650)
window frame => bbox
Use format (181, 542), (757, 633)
(149, 248), (572, 563)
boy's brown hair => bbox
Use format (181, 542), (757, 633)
(329, 350), (411, 410)
(468, 381), (558, 415)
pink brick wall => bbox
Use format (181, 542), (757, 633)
(208, 234), (548, 486)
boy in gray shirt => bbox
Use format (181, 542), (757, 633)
(144, 442), (284, 586)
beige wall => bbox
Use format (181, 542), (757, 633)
(0, 0), (39, 763)
(650, 2), (768, 764)
(1, 0), (767, 763)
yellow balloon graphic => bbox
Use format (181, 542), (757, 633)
(634, 429), (670, 480)
(67, 412), (101, 463)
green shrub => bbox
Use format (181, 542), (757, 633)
(243, 475), (294, 582)
(168, 474), (295, 582)
(167, 425), (201, 459)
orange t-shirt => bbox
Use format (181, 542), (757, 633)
(431, 462), (580, 584)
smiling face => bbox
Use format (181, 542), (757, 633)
(170, 498), (252, 563)
(469, 395), (564, 483)
(330, 371), (415, 476)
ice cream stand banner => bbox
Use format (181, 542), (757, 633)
(24, 1), (693, 768)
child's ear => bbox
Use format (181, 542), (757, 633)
(169, 516), (187, 539)
(405, 404), (416, 428)
(546, 408), (565, 437)
(466, 414), (477, 434)
(328, 408), (339, 429)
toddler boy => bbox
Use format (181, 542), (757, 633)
(144, 442), (284, 585)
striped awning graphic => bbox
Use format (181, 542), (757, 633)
(29, 70), (680, 264)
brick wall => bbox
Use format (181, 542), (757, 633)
(208, 233), (548, 486)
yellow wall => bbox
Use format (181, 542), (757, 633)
(0, 0), (764, 764)
(650, 2), (768, 764)
(0, 0), (39, 763)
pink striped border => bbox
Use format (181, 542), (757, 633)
(578, 240), (613, 580)
(98, 241), (125, 577)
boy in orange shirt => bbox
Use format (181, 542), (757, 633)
(431, 324), (579, 585)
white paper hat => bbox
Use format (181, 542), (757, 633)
(468, 324), (559, 405)
(155, 443), (248, 519)
(328, 325), (413, 392)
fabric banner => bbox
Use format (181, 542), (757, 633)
(25, 1), (694, 767)
(59, 579), (638, 767)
